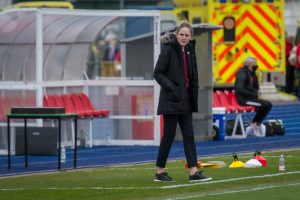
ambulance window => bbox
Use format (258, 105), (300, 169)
(192, 17), (202, 24)
(180, 11), (189, 21)
(202, 0), (208, 5)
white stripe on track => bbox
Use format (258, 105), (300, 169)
(1, 170), (300, 191)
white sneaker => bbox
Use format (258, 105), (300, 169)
(251, 123), (262, 137)
(260, 124), (266, 137)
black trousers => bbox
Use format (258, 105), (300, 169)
(156, 113), (197, 168)
(240, 99), (272, 124)
(285, 66), (295, 93)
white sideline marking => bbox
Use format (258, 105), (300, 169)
(161, 170), (300, 189)
(165, 182), (300, 200)
(1, 170), (300, 191)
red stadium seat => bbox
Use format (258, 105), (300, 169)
(224, 90), (247, 112)
(224, 90), (255, 112)
(216, 90), (238, 113)
(79, 93), (110, 117)
(43, 95), (58, 107)
(44, 93), (110, 118)
(213, 92), (222, 108)
(43, 96), (49, 107)
(61, 94), (87, 117)
(70, 94), (95, 117)
(52, 95), (65, 108)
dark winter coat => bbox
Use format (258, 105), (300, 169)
(153, 33), (199, 115)
(234, 66), (259, 103)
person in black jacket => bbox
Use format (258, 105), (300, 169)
(153, 21), (212, 182)
(235, 56), (272, 135)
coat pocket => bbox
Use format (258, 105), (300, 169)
(167, 85), (181, 102)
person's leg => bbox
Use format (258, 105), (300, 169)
(178, 113), (197, 174)
(291, 67), (295, 93)
(252, 100), (272, 124)
(156, 114), (177, 171)
(244, 99), (272, 124)
(296, 69), (300, 99)
(178, 113), (212, 182)
(285, 66), (294, 93)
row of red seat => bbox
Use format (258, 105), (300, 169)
(213, 90), (255, 113)
(43, 93), (110, 118)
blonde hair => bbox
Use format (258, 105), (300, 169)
(176, 20), (193, 36)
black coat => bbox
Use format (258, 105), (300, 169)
(154, 33), (199, 115)
(234, 66), (259, 103)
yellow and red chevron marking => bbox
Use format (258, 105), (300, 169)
(212, 3), (283, 85)
(224, 42), (275, 83)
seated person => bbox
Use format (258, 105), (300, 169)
(234, 56), (272, 136)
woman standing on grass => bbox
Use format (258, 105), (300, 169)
(153, 20), (212, 182)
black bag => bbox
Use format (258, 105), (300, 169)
(263, 119), (285, 136)
(263, 121), (275, 136)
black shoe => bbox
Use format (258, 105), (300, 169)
(189, 171), (212, 182)
(154, 172), (175, 182)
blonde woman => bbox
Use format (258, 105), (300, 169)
(153, 21), (212, 182)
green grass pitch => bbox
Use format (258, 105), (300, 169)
(1, 149), (300, 200)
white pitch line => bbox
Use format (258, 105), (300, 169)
(165, 182), (300, 200)
(161, 170), (300, 189)
(1, 170), (300, 191)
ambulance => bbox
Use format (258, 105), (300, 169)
(172, 0), (285, 87)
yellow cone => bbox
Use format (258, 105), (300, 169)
(229, 160), (245, 168)
(229, 152), (245, 168)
